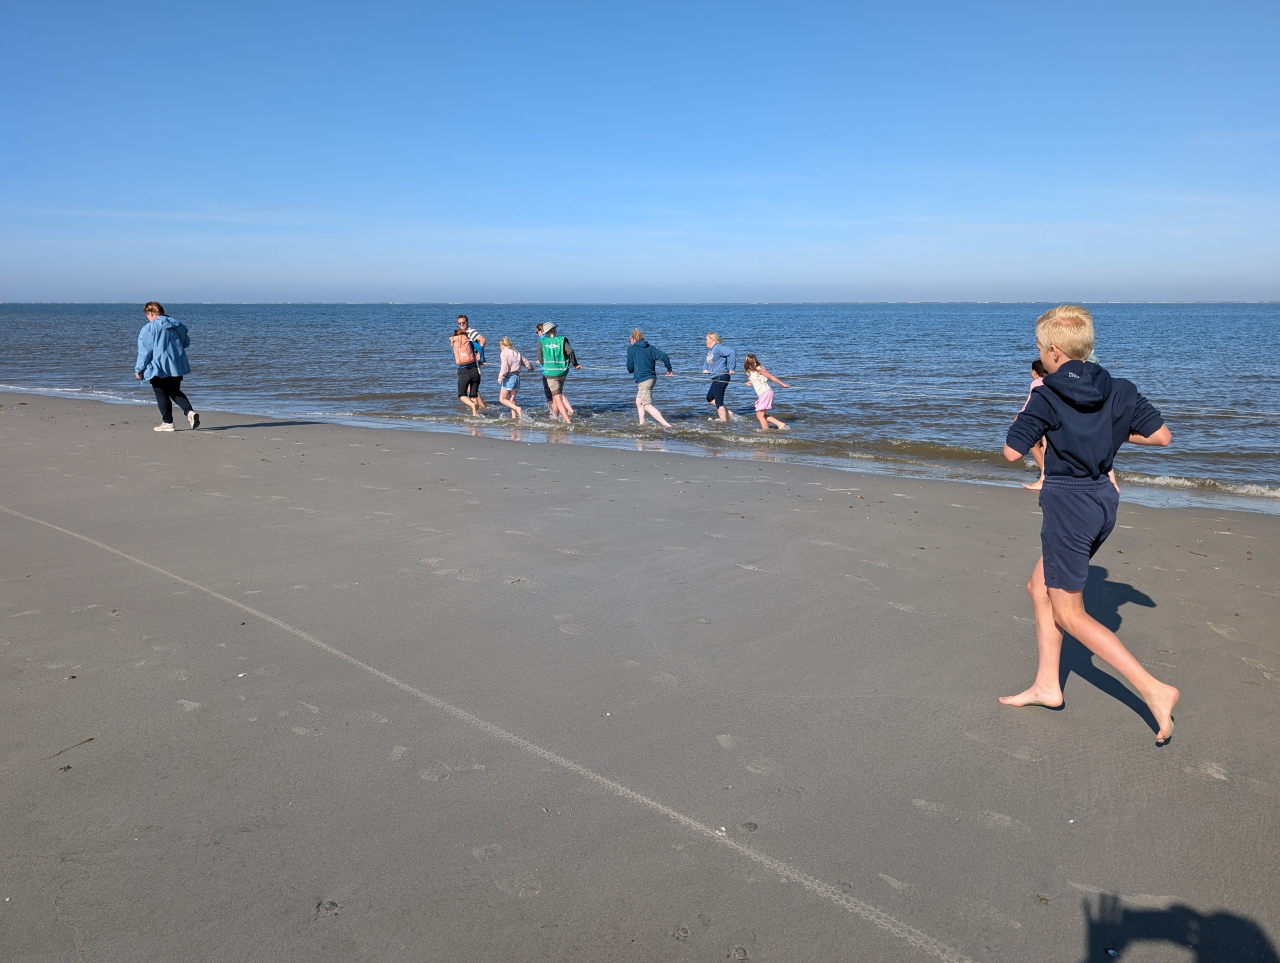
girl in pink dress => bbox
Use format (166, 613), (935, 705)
(743, 353), (790, 430)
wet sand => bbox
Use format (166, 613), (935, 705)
(3, 394), (1278, 962)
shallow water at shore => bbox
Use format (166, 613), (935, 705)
(3, 301), (1278, 514)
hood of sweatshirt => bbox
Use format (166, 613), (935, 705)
(1040, 360), (1112, 413)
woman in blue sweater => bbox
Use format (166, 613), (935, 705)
(701, 331), (737, 422)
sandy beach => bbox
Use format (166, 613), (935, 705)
(3, 394), (1278, 962)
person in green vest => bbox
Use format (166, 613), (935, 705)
(536, 323), (582, 423)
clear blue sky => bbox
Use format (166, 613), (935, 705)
(3, 0), (1277, 302)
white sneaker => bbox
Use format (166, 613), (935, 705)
(187, 411), (200, 429)
(154, 423), (175, 432)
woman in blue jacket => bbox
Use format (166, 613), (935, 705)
(701, 331), (737, 422)
(135, 301), (200, 431)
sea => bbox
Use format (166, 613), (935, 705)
(3, 302), (1278, 515)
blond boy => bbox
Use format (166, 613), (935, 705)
(1002, 305), (1180, 744)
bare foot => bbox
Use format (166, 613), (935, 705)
(1022, 480), (1043, 491)
(999, 685), (1064, 708)
(1145, 683), (1180, 744)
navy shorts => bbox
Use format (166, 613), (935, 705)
(706, 373), (730, 407)
(1039, 477), (1118, 591)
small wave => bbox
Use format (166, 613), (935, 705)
(1124, 472), (1280, 499)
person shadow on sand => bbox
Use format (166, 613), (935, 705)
(1079, 892), (1279, 962)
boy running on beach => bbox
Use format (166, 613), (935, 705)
(1001, 305), (1180, 744)
(626, 328), (674, 427)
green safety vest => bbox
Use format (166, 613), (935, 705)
(540, 336), (569, 377)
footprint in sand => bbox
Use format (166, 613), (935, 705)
(471, 843), (540, 899)
(716, 734), (777, 775)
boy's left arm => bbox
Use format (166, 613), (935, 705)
(1126, 392), (1171, 446)
(1128, 424), (1172, 446)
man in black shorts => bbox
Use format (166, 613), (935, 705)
(450, 326), (482, 415)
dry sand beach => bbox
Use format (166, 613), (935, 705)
(3, 394), (1278, 962)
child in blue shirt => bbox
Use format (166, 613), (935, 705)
(1002, 305), (1180, 744)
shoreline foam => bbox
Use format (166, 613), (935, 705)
(4, 386), (1277, 516)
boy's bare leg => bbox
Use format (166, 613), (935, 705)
(643, 404), (671, 427)
(1047, 587), (1179, 743)
(1000, 557), (1066, 708)
(459, 396), (480, 416)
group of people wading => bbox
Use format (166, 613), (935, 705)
(449, 315), (790, 431)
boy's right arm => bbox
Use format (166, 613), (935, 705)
(1005, 406), (1048, 462)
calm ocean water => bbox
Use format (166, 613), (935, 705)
(3, 302), (1278, 514)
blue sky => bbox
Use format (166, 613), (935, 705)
(3, 0), (1277, 302)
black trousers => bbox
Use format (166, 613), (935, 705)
(150, 375), (193, 423)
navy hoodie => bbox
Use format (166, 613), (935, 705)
(1006, 360), (1164, 480)
(626, 338), (672, 383)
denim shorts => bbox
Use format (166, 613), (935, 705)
(1039, 476), (1118, 591)
(500, 373), (520, 391)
